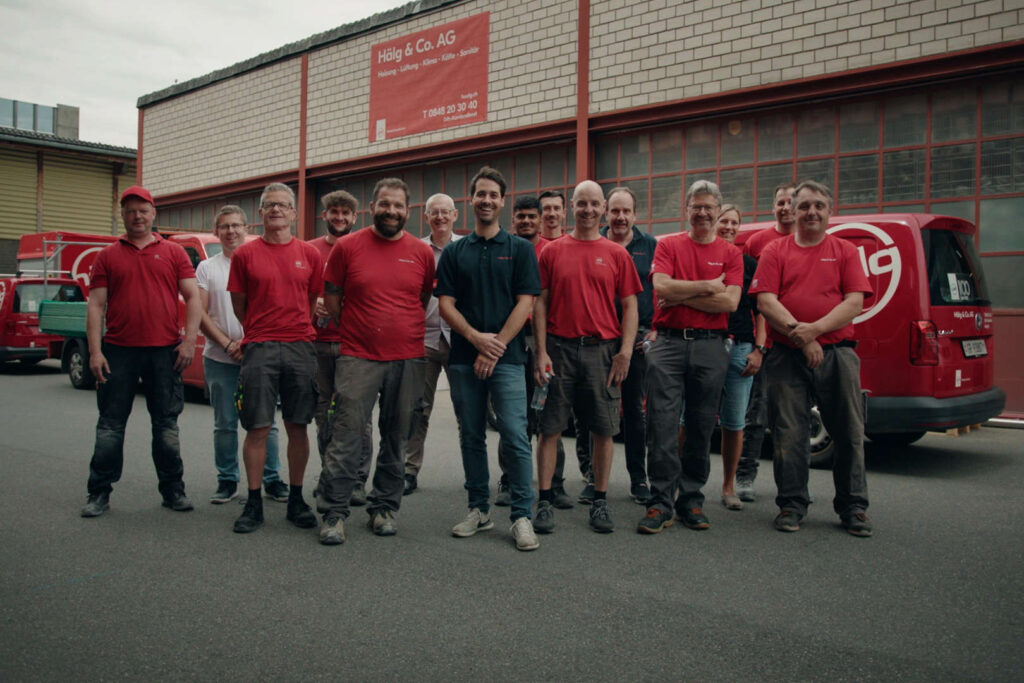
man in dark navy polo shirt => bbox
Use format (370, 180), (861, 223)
(80, 185), (202, 518)
(437, 166), (542, 551)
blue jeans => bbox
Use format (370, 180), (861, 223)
(449, 363), (534, 522)
(720, 342), (755, 431)
(204, 357), (282, 485)
(87, 344), (185, 497)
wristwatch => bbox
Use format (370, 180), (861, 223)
(755, 345), (768, 355)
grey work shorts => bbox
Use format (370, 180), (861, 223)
(237, 341), (318, 429)
(538, 335), (621, 437)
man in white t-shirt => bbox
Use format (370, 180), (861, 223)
(195, 205), (285, 504)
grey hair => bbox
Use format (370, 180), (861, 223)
(793, 179), (834, 207)
(259, 182), (296, 209)
(685, 179), (723, 207)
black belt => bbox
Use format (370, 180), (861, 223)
(657, 327), (727, 340)
(821, 340), (857, 350)
(549, 333), (618, 347)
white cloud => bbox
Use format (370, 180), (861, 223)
(1, 0), (410, 147)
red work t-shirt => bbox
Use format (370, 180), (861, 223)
(743, 226), (788, 259)
(323, 228), (435, 361)
(749, 233), (873, 347)
(227, 237), (323, 343)
(651, 233), (743, 331)
(539, 235), (642, 340)
(307, 235), (344, 343)
(90, 236), (195, 347)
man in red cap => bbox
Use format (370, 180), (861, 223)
(80, 185), (202, 517)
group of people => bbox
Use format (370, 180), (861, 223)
(79, 169), (873, 550)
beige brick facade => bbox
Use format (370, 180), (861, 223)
(143, 60), (301, 196)
(305, 0), (577, 167)
(590, 0), (1022, 112)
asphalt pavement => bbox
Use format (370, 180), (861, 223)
(1, 360), (1022, 682)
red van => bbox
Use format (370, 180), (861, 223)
(0, 276), (84, 364)
(736, 213), (1005, 463)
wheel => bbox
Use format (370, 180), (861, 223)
(866, 431), (926, 447)
(808, 406), (835, 469)
(66, 339), (96, 390)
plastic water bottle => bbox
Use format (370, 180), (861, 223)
(531, 372), (553, 411)
(724, 336), (734, 354)
(641, 338), (654, 354)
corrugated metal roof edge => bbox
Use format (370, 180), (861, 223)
(0, 127), (136, 159)
(137, 0), (462, 109)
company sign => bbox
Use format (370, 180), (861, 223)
(827, 222), (901, 325)
(368, 12), (489, 142)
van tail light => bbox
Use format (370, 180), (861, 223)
(910, 320), (939, 366)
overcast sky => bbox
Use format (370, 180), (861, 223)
(2, 0), (410, 148)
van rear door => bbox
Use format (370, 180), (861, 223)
(920, 218), (995, 399)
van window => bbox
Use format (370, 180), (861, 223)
(13, 283), (84, 313)
(923, 230), (990, 306)
(204, 243), (222, 259)
(182, 247), (202, 270)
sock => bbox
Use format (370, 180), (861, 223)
(289, 484), (303, 501)
(539, 488), (554, 503)
(593, 490), (607, 501)
(247, 488), (262, 504)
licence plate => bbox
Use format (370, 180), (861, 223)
(961, 339), (987, 358)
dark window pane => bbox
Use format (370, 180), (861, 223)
(839, 101), (878, 152)
(651, 129), (682, 173)
(980, 138), (1024, 195)
(594, 137), (617, 180)
(758, 113), (793, 162)
(930, 144), (976, 198)
(756, 163), (793, 215)
(932, 87), (976, 142)
(541, 146), (565, 188)
(979, 255), (1024, 307)
(408, 206), (423, 237)
(797, 158), (835, 188)
(0, 98), (13, 127)
(982, 79), (1024, 137)
(979, 197), (1024, 252)
(404, 173), (422, 205)
(567, 143), (576, 185)
(884, 94), (926, 147)
(623, 178), (650, 221)
(883, 149), (926, 201)
(515, 151), (538, 191)
(797, 106), (835, 157)
(718, 167), (753, 216)
(445, 165), (465, 195)
(721, 118), (754, 165)
(924, 229), (990, 306)
(424, 167), (442, 199)
(36, 106), (54, 134)
(651, 175), (681, 220)
(621, 134), (650, 177)
(190, 206), (203, 230)
(838, 154), (878, 205)
(930, 200), (975, 223)
(685, 123), (717, 170)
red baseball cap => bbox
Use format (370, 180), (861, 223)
(120, 185), (155, 206)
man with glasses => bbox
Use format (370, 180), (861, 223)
(403, 193), (461, 495)
(637, 180), (743, 535)
(80, 185), (201, 518)
(227, 183), (323, 534)
(319, 178), (434, 544)
(197, 205), (286, 505)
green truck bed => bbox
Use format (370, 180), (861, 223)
(38, 300), (87, 337)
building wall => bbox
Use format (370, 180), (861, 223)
(305, 0), (577, 167)
(589, 0), (1024, 113)
(142, 59), (302, 196)
(0, 149), (37, 242)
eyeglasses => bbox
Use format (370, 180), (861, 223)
(688, 204), (719, 214)
(262, 201), (294, 211)
(426, 209), (453, 218)
(217, 222), (246, 230)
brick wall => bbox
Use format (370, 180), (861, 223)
(143, 60), (301, 196)
(306, 0), (578, 166)
(589, 0), (1023, 113)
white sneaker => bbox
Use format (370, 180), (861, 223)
(510, 517), (539, 551)
(452, 508), (494, 537)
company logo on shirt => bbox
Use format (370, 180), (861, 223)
(398, 258), (416, 264)
(821, 257), (837, 262)
(497, 256), (511, 260)
(707, 261), (723, 266)
(595, 257), (606, 266)
(295, 261), (306, 269)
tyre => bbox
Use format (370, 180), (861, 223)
(66, 339), (96, 390)
(866, 431), (926, 447)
